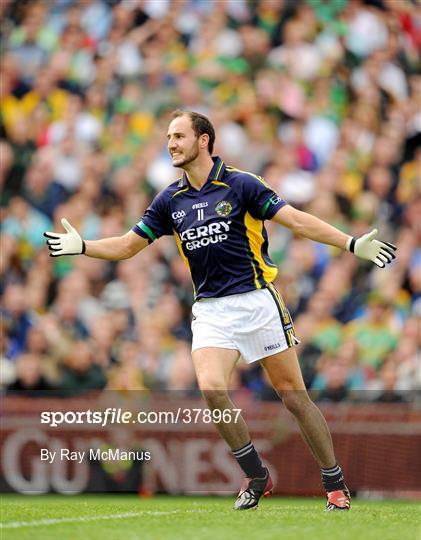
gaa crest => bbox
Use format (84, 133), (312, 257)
(215, 200), (232, 217)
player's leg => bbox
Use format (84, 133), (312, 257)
(261, 347), (350, 510)
(261, 348), (335, 466)
(192, 347), (272, 509)
(192, 347), (248, 449)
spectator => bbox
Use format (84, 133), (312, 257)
(344, 292), (398, 372)
(22, 155), (68, 219)
(367, 358), (406, 403)
(6, 352), (56, 397)
(2, 283), (36, 358)
(58, 340), (106, 397)
(315, 360), (350, 403)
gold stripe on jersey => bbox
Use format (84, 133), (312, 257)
(248, 254), (261, 290)
(172, 186), (189, 198)
(244, 212), (278, 285)
(225, 166), (271, 189)
(211, 180), (230, 189)
(174, 231), (196, 298)
(214, 159), (224, 179)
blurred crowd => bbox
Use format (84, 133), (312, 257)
(1, 0), (420, 403)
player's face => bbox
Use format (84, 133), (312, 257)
(167, 116), (200, 168)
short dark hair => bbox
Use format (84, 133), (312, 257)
(171, 110), (215, 154)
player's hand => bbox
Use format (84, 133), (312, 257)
(43, 218), (85, 257)
(346, 229), (396, 268)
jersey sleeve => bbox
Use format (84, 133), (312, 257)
(240, 173), (287, 220)
(132, 189), (173, 243)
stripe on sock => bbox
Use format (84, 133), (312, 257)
(322, 468), (342, 476)
(232, 441), (265, 478)
(233, 447), (253, 458)
(233, 442), (253, 458)
(322, 464), (341, 472)
(321, 464), (345, 492)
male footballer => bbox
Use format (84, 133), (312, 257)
(44, 110), (396, 511)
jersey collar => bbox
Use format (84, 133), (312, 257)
(178, 156), (226, 188)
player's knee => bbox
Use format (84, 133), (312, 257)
(282, 390), (312, 417)
(196, 372), (227, 393)
(201, 388), (230, 410)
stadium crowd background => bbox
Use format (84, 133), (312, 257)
(0, 0), (419, 402)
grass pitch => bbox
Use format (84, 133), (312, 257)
(0, 495), (419, 540)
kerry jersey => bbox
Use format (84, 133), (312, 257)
(132, 157), (287, 299)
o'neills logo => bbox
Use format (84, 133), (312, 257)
(180, 221), (231, 250)
(215, 200), (232, 217)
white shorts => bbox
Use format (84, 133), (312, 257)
(191, 285), (299, 364)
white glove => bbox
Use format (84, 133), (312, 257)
(346, 229), (396, 268)
(44, 218), (85, 257)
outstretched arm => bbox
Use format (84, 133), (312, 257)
(272, 205), (396, 268)
(44, 218), (148, 260)
(272, 205), (350, 248)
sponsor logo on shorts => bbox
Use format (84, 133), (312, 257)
(264, 343), (281, 351)
(215, 200), (232, 217)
